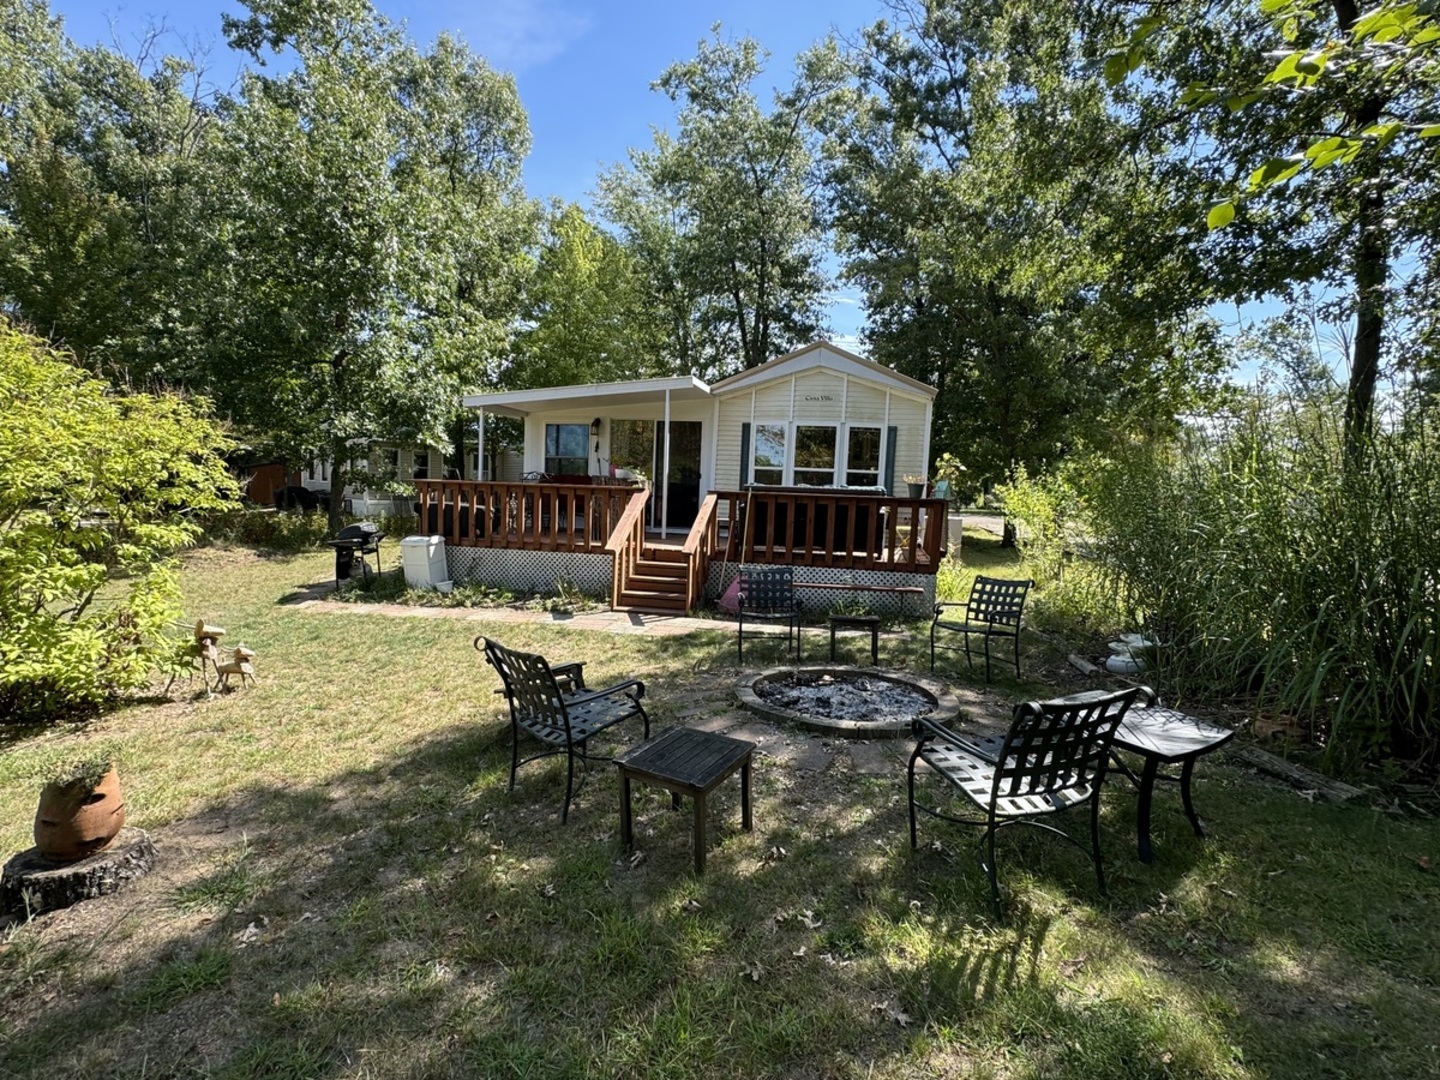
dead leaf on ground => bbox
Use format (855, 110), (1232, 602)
(800, 910), (823, 929)
(1058, 955), (1088, 979)
(741, 961), (763, 982)
(873, 1000), (912, 1027)
(1419, 855), (1433, 872)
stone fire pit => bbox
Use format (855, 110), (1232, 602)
(736, 666), (959, 739)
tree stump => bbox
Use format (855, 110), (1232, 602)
(1, 827), (158, 916)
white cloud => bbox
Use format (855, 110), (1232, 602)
(456, 0), (592, 72)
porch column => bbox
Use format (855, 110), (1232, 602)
(476, 409), (485, 481)
(662, 388), (672, 540)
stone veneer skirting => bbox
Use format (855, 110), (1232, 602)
(706, 563), (935, 618)
(446, 547), (612, 597)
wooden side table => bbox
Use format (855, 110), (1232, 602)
(616, 727), (755, 873)
(829, 613), (880, 665)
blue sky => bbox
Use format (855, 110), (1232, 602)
(53, 0), (883, 344)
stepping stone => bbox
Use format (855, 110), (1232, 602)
(845, 741), (905, 777)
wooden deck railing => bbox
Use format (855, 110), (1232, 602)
(713, 488), (947, 573)
(604, 487), (652, 603)
(413, 479), (642, 552)
(680, 493), (721, 611)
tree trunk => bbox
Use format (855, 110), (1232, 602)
(1333, 0), (1386, 462)
(328, 433), (348, 533)
(1347, 173), (1384, 461)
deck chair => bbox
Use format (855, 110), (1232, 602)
(907, 686), (1142, 916)
(931, 575), (1033, 681)
(736, 566), (803, 663)
(477, 637), (649, 823)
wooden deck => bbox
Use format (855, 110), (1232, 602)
(412, 481), (947, 613)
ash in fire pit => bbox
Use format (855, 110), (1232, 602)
(736, 666), (960, 739)
(760, 671), (932, 723)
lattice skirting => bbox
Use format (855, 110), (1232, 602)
(446, 548), (612, 598)
(706, 563), (935, 618)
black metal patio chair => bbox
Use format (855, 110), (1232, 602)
(476, 637), (649, 823)
(931, 575), (1033, 682)
(907, 685), (1142, 917)
(736, 566), (803, 663)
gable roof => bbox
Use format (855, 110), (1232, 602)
(708, 341), (937, 400)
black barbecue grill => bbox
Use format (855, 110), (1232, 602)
(328, 522), (384, 586)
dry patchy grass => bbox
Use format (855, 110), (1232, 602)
(0, 544), (1437, 1079)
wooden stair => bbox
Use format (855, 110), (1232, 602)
(613, 547), (690, 613)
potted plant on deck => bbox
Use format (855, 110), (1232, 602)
(903, 475), (926, 499)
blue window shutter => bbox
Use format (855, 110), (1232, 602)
(883, 426), (898, 494)
(740, 422), (752, 486)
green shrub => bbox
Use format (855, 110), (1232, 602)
(0, 321), (239, 721)
(205, 507), (332, 552)
(1086, 394), (1440, 766)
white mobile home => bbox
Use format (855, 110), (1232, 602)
(430, 341), (945, 613)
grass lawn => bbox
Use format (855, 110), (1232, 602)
(1, 536), (1438, 1079)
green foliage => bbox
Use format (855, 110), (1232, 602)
(596, 28), (840, 378)
(192, 0), (538, 525)
(507, 203), (667, 388)
(205, 508), (332, 553)
(1117, 0), (1440, 452)
(0, 321), (239, 721)
(825, 1), (1229, 492)
(1085, 392), (1440, 764)
(994, 464), (1074, 588)
(127, 946), (233, 1012)
(0, 3), (216, 383)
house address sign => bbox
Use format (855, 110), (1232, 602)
(802, 394), (834, 402)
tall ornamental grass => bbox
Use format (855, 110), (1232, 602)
(1084, 396), (1440, 766)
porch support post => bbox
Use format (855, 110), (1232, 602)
(477, 409), (485, 481)
(661, 388), (672, 540)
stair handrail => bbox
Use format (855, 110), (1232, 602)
(679, 493), (720, 612)
(604, 487), (651, 607)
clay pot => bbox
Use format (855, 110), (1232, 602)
(34, 766), (126, 863)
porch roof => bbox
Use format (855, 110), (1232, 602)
(462, 376), (711, 418)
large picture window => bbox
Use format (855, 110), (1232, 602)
(845, 426), (882, 487)
(749, 422), (884, 487)
(544, 423), (589, 476)
(751, 424), (786, 485)
(793, 425), (838, 486)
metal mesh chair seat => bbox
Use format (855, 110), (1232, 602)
(907, 686), (1143, 916)
(478, 637), (649, 822)
(916, 734), (1099, 818)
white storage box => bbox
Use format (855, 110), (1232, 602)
(400, 535), (448, 589)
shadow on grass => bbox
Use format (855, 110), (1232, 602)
(6, 665), (1438, 1077)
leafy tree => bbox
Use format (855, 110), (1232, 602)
(824, 0), (1227, 491)
(0, 2), (215, 383)
(196, 0), (536, 526)
(507, 202), (666, 388)
(1112, 0), (1440, 456)
(0, 320), (238, 721)
(597, 29), (839, 378)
